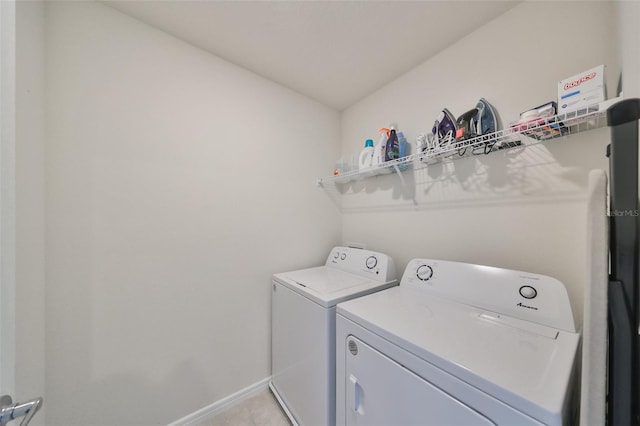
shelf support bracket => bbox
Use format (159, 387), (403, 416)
(392, 164), (418, 206)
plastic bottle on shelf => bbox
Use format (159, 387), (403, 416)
(397, 131), (409, 158)
(384, 126), (400, 162)
(358, 139), (375, 170)
(397, 131), (410, 170)
(372, 128), (388, 168)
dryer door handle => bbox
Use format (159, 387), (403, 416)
(349, 374), (363, 415)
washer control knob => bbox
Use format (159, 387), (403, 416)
(340, 253), (347, 261)
(519, 285), (537, 299)
(416, 265), (433, 281)
(333, 252), (339, 259)
(365, 256), (377, 269)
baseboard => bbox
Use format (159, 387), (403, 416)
(168, 377), (271, 426)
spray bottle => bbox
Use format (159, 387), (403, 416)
(372, 128), (389, 167)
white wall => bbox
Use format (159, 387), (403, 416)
(15, 1), (46, 424)
(339, 1), (619, 328)
(13, 1), (633, 424)
(0, 0), (17, 402)
(617, 0), (640, 98)
(44, 2), (340, 424)
(616, 0), (640, 193)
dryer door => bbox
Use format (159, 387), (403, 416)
(344, 336), (495, 426)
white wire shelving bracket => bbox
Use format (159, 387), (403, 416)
(317, 103), (610, 187)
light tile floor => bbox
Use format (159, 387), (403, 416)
(198, 390), (291, 426)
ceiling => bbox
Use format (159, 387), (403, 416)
(104, 1), (520, 110)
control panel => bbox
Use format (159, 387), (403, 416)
(401, 259), (576, 333)
(326, 247), (396, 283)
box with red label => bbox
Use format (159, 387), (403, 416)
(558, 65), (605, 114)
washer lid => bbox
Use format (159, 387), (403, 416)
(284, 267), (370, 293)
(337, 287), (580, 425)
(274, 266), (396, 307)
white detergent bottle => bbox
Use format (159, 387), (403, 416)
(358, 139), (375, 170)
(372, 129), (387, 166)
(374, 128), (392, 173)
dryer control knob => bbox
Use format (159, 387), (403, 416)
(365, 256), (377, 269)
(333, 252), (339, 259)
(416, 265), (433, 281)
(340, 253), (347, 261)
(519, 285), (537, 299)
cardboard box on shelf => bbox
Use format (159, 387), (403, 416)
(558, 65), (605, 115)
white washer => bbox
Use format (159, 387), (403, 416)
(270, 247), (397, 426)
(336, 259), (581, 426)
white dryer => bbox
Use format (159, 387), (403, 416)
(271, 246), (397, 426)
(336, 259), (581, 426)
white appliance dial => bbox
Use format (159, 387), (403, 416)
(366, 256), (378, 269)
(416, 264), (433, 281)
(341, 253), (347, 260)
(519, 285), (537, 299)
(334, 252), (339, 259)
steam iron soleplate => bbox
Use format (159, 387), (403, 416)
(422, 100), (499, 159)
(473, 98), (498, 136)
(456, 108), (479, 140)
(430, 108), (458, 152)
(471, 98), (499, 153)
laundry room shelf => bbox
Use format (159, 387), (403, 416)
(317, 102), (611, 186)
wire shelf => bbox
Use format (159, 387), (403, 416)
(317, 104), (609, 186)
